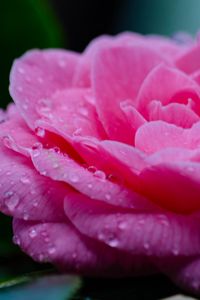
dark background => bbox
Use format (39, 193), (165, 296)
(1, 0), (200, 108)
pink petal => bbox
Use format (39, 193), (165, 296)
(135, 121), (185, 153)
(135, 121), (200, 153)
(30, 146), (154, 210)
(10, 49), (80, 129)
(0, 144), (66, 221)
(116, 32), (185, 60)
(13, 219), (155, 276)
(0, 112), (38, 156)
(168, 257), (200, 295)
(176, 44), (200, 74)
(120, 100), (147, 139)
(74, 138), (147, 189)
(64, 192), (200, 256)
(137, 64), (200, 118)
(140, 159), (200, 213)
(148, 100), (199, 128)
(93, 45), (166, 144)
(35, 88), (106, 140)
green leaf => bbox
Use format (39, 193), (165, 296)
(0, 273), (81, 300)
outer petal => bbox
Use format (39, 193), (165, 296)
(0, 144), (66, 221)
(73, 35), (113, 87)
(9, 49), (80, 129)
(13, 219), (155, 276)
(92, 45), (166, 144)
(64, 192), (200, 257)
(30, 146), (156, 210)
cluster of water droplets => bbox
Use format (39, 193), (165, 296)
(13, 225), (57, 263)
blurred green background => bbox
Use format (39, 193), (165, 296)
(1, 0), (200, 298)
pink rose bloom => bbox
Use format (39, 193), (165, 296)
(1, 32), (200, 295)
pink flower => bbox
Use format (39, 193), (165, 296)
(1, 32), (200, 295)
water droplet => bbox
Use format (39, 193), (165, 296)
(69, 174), (79, 183)
(144, 242), (150, 250)
(4, 191), (14, 198)
(5, 194), (19, 211)
(107, 236), (119, 248)
(32, 200), (38, 207)
(38, 253), (44, 261)
(192, 280), (199, 290)
(17, 86), (23, 92)
(118, 221), (127, 230)
(138, 219), (145, 225)
(98, 232), (105, 241)
(20, 175), (30, 184)
(105, 193), (111, 201)
(32, 142), (42, 150)
(87, 183), (92, 189)
(72, 252), (77, 259)
(172, 248), (179, 256)
(29, 228), (37, 238)
(88, 166), (97, 173)
(79, 107), (89, 117)
(48, 246), (56, 255)
(164, 131), (170, 137)
(18, 67), (25, 74)
(37, 77), (43, 83)
(35, 127), (45, 138)
(58, 59), (66, 68)
(107, 174), (118, 183)
(13, 235), (20, 245)
(187, 166), (194, 173)
(41, 170), (47, 176)
(94, 170), (106, 180)
(22, 103), (28, 110)
(31, 189), (36, 195)
(52, 146), (60, 153)
(53, 163), (59, 169)
(73, 128), (82, 136)
(23, 212), (29, 220)
(44, 237), (50, 243)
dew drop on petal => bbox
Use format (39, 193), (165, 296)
(13, 235), (20, 245)
(143, 242), (150, 250)
(48, 246), (56, 255)
(105, 193), (111, 200)
(94, 170), (106, 180)
(118, 221), (127, 230)
(23, 212), (29, 220)
(88, 166), (97, 173)
(72, 252), (77, 259)
(107, 236), (119, 248)
(87, 183), (93, 189)
(35, 127), (45, 138)
(79, 107), (89, 117)
(5, 194), (19, 211)
(20, 175), (30, 184)
(69, 174), (79, 183)
(32, 142), (43, 150)
(29, 228), (37, 238)
(18, 67), (25, 74)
